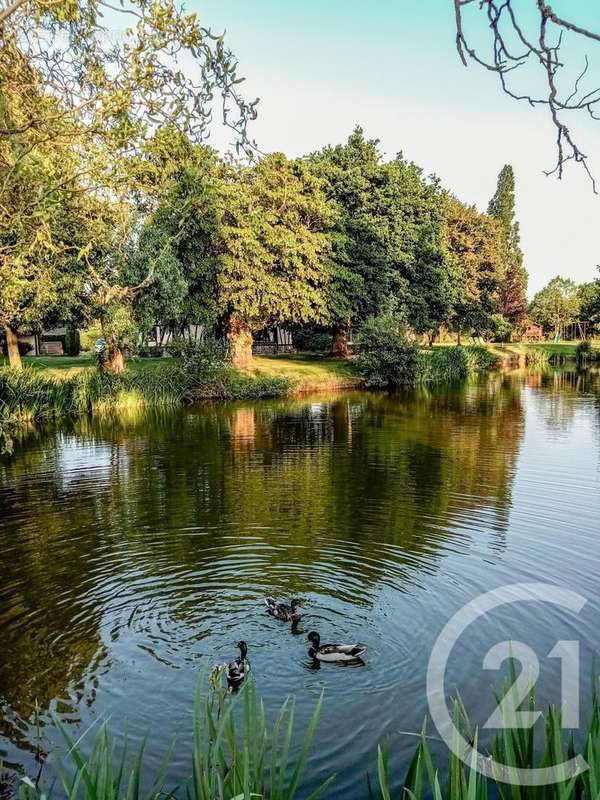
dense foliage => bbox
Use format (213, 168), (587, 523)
(355, 311), (500, 388)
(356, 311), (421, 387)
(488, 165), (528, 328)
(529, 276), (581, 338)
(1, 0), (591, 376)
(1, 70), (537, 375)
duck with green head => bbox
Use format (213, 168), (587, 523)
(306, 631), (366, 662)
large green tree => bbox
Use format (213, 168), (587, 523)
(443, 196), (505, 342)
(310, 128), (454, 355)
(529, 276), (581, 338)
(216, 154), (336, 367)
(0, 49), (116, 369)
(125, 140), (224, 348)
(383, 158), (457, 341)
(488, 165), (528, 329)
(309, 129), (388, 357)
(148, 151), (337, 367)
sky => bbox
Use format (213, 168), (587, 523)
(189, 0), (600, 297)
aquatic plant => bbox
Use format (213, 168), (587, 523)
(526, 349), (550, 368)
(421, 346), (500, 385)
(12, 673), (600, 800)
(13, 678), (332, 800)
(574, 341), (599, 365)
(0, 361), (292, 438)
(377, 668), (600, 800)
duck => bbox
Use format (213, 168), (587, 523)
(264, 597), (303, 623)
(225, 640), (250, 685)
(306, 631), (366, 662)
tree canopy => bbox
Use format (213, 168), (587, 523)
(529, 276), (581, 338)
(487, 165), (528, 328)
(443, 197), (506, 341)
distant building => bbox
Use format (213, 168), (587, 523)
(521, 322), (544, 342)
(1, 327), (74, 357)
(146, 325), (294, 355)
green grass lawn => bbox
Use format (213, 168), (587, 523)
(0, 353), (361, 391)
(0, 355), (174, 376)
(434, 341), (597, 362)
(250, 353), (360, 390)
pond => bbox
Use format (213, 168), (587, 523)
(1, 369), (600, 797)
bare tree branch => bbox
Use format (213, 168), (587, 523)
(454, 0), (600, 192)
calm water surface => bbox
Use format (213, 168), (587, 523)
(1, 370), (600, 797)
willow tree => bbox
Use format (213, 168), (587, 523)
(0, 0), (256, 370)
(216, 154), (336, 367)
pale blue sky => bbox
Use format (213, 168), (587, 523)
(196, 0), (600, 295)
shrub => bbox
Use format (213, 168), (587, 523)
(575, 340), (594, 364)
(356, 313), (422, 388)
(168, 336), (226, 369)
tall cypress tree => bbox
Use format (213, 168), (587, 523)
(488, 165), (528, 327)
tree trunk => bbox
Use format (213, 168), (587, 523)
(331, 324), (350, 359)
(5, 324), (22, 370)
(457, 327), (462, 346)
(226, 315), (253, 369)
(103, 343), (125, 374)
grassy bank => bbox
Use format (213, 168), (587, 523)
(436, 341), (600, 367)
(9, 677), (600, 800)
(1, 343), (571, 454)
(0, 354), (361, 388)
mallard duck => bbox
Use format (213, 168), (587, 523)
(225, 641), (250, 684)
(306, 631), (366, 662)
(264, 597), (303, 623)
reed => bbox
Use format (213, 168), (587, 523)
(12, 674), (600, 800)
(377, 669), (600, 800)
(13, 677), (332, 800)
(0, 365), (292, 427)
(525, 349), (550, 368)
(422, 346), (500, 384)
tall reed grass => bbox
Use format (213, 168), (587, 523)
(525, 349), (550, 369)
(421, 346), (501, 385)
(0, 363), (293, 454)
(12, 677), (332, 800)
(11, 676), (600, 800)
